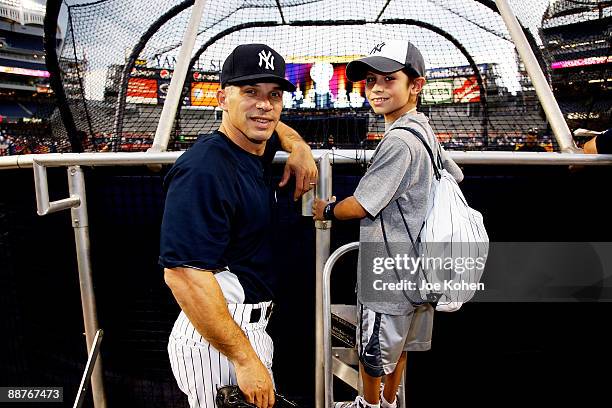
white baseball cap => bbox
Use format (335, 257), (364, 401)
(346, 39), (426, 81)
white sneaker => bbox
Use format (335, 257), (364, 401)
(379, 383), (399, 408)
(435, 300), (463, 312)
(334, 396), (369, 408)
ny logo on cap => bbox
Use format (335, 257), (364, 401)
(370, 42), (386, 54)
(258, 50), (275, 70)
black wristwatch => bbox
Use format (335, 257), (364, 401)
(323, 201), (338, 221)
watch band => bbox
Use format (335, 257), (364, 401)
(323, 201), (338, 221)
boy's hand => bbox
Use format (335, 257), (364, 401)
(312, 196), (335, 221)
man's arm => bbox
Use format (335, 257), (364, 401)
(164, 267), (274, 408)
(584, 137), (598, 154)
(275, 121), (318, 200)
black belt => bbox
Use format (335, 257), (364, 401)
(249, 303), (274, 323)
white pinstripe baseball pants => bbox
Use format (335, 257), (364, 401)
(168, 301), (275, 408)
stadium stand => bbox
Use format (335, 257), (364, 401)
(0, 0), (54, 154)
(542, 0), (612, 132)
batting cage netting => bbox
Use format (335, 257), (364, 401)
(43, 0), (611, 153)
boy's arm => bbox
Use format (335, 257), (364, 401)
(312, 196), (367, 221)
(313, 135), (411, 221)
(275, 121), (318, 200)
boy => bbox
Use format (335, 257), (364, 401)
(313, 40), (463, 408)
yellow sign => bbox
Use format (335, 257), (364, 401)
(191, 82), (219, 106)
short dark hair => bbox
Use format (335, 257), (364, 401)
(401, 68), (420, 82)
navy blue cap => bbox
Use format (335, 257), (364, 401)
(221, 44), (296, 92)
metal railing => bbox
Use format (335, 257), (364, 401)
(322, 242), (360, 408)
(3, 149), (612, 170)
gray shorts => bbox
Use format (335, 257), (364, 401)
(358, 302), (434, 377)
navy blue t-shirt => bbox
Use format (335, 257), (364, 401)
(159, 130), (280, 302)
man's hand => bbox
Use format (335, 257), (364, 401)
(312, 196), (334, 221)
(279, 142), (318, 201)
(234, 357), (275, 408)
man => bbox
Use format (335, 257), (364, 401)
(583, 128), (612, 154)
(160, 44), (315, 408)
(517, 128), (546, 152)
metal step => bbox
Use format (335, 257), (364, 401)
(332, 356), (358, 390)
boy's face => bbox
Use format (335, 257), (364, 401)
(365, 70), (414, 122)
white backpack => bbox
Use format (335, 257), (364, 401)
(392, 127), (489, 312)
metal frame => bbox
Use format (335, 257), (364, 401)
(151, 0), (209, 152)
(315, 154), (332, 408)
(322, 242), (359, 408)
(2, 150), (612, 170)
(321, 242), (409, 408)
(494, 0), (577, 153)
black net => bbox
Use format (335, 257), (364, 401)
(47, 0), (611, 152)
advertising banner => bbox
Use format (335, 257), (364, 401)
(453, 76), (480, 103)
(126, 78), (157, 104)
(190, 82), (220, 107)
(422, 80), (454, 104)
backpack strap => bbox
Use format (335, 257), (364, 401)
(380, 208), (427, 306)
(380, 206), (439, 305)
(392, 117), (445, 169)
(392, 126), (442, 180)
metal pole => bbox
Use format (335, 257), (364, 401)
(494, 0), (578, 153)
(316, 153), (332, 408)
(68, 166), (106, 408)
(323, 242), (360, 407)
(149, 0), (208, 152)
(398, 371), (406, 408)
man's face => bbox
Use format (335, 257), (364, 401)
(526, 133), (537, 144)
(219, 83), (284, 143)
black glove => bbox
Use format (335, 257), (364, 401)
(215, 385), (299, 408)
